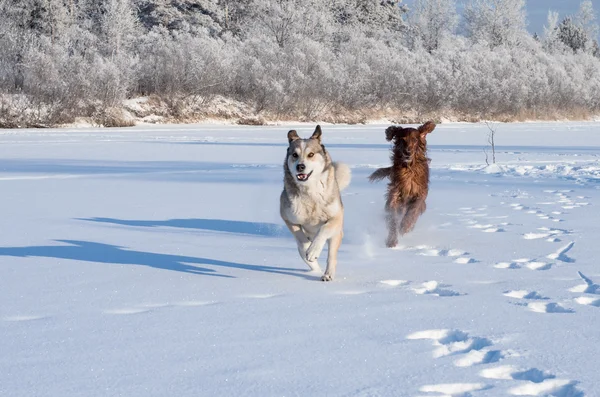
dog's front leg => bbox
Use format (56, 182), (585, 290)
(306, 216), (343, 276)
(385, 196), (404, 248)
(322, 230), (343, 282)
(399, 198), (426, 235)
(283, 220), (321, 272)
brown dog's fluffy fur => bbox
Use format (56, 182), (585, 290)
(369, 121), (436, 247)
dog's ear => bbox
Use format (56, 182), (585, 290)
(418, 121), (436, 137)
(287, 130), (300, 143)
(385, 126), (403, 142)
(310, 125), (322, 142)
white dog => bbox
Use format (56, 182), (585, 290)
(279, 125), (351, 281)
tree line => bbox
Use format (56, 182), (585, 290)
(0, 0), (599, 127)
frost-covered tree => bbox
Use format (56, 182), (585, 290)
(133, 0), (225, 35)
(542, 10), (561, 52)
(576, 0), (599, 42)
(410, 0), (458, 52)
(463, 0), (527, 47)
(544, 1), (599, 55)
(238, 0), (333, 48)
(331, 0), (407, 35)
(0, 0), (600, 126)
(100, 0), (139, 57)
(575, 0), (599, 53)
(10, 0), (72, 44)
(558, 17), (587, 53)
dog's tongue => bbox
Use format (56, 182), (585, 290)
(297, 173), (308, 181)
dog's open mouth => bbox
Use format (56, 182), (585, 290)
(296, 171), (312, 182)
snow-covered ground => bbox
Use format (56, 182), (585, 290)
(1, 122), (599, 397)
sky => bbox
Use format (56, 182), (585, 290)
(403, 0), (600, 38)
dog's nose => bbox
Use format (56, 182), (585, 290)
(296, 163), (306, 172)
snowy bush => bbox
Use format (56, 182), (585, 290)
(0, 0), (598, 126)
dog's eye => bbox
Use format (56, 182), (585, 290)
(292, 153), (299, 158)
(307, 153), (314, 158)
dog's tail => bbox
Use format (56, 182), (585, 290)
(333, 162), (351, 191)
(368, 167), (392, 182)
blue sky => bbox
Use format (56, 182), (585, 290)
(403, 0), (600, 38)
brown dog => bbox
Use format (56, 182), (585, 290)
(369, 121), (435, 247)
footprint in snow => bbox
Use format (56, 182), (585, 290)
(508, 203), (529, 211)
(505, 291), (573, 313)
(418, 248), (467, 257)
(504, 290), (549, 300)
(397, 245), (477, 264)
(523, 227), (570, 241)
(571, 272), (600, 307)
(468, 223), (505, 233)
(494, 259), (552, 271)
(480, 365), (556, 383)
(379, 279), (409, 287)
(495, 261), (522, 270)
(574, 296), (600, 307)
(482, 226), (505, 233)
(569, 272), (600, 294)
(546, 241), (575, 263)
(412, 281), (463, 297)
(522, 302), (574, 314)
(454, 257), (476, 264)
(417, 382), (490, 396)
(508, 379), (583, 396)
(406, 329), (507, 368)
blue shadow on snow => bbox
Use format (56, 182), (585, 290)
(0, 240), (312, 279)
(78, 218), (288, 237)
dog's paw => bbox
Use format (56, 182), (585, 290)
(321, 274), (333, 282)
(305, 260), (322, 273)
(386, 239), (398, 248)
(305, 245), (321, 263)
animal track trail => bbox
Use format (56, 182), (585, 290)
(571, 272), (600, 307)
(376, 279), (463, 298)
(570, 272), (600, 294)
(406, 329), (506, 366)
(412, 281), (463, 297)
(503, 290), (549, 300)
(480, 366), (584, 396)
(504, 288), (574, 314)
(547, 242), (575, 263)
(574, 296), (600, 307)
(417, 382), (490, 396)
(480, 365), (555, 383)
(458, 206), (508, 233)
(504, 291), (575, 313)
(506, 202), (563, 223)
(378, 279), (409, 287)
(396, 244), (477, 265)
(518, 301), (574, 314)
(407, 328), (584, 396)
(508, 379), (583, 396)
(523, 227), (571, 242)
(543, 190), (591, 211)
(494, 258), (552, 271)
